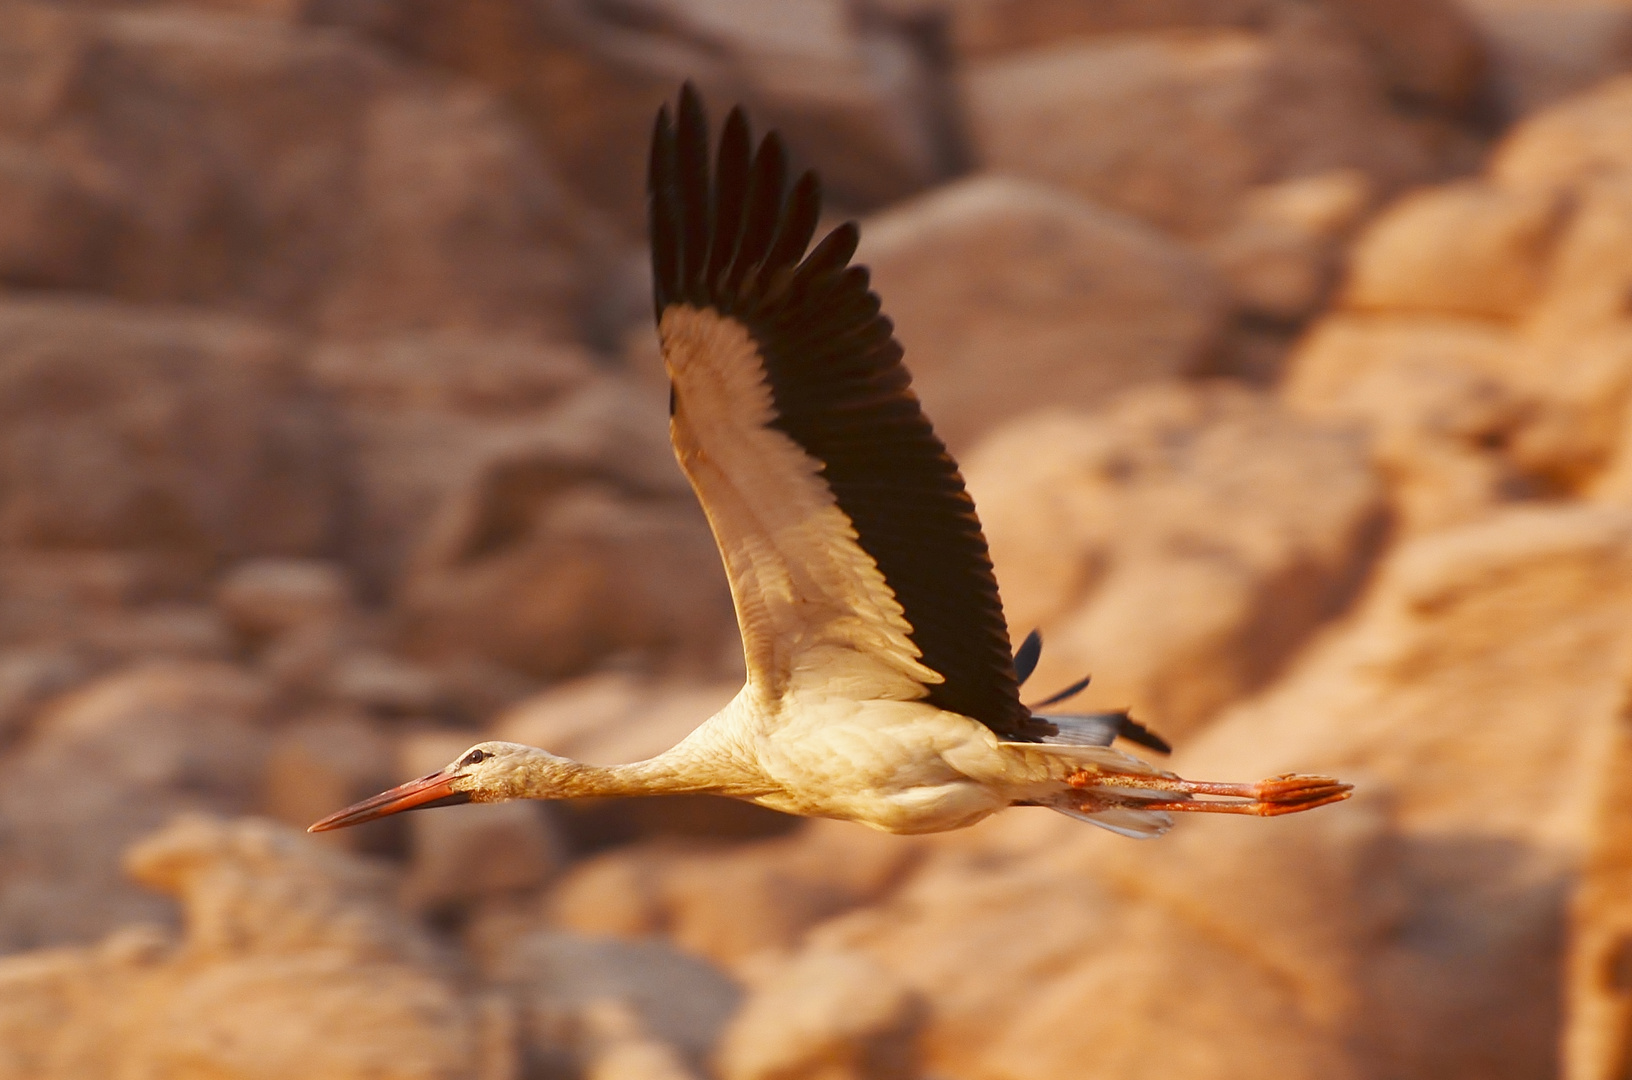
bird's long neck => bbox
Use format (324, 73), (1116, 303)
(513, 748), (728, 801)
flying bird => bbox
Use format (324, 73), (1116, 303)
(311, 86), (1350, 840)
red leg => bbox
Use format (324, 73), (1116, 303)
(1067, 769), (1352, 816)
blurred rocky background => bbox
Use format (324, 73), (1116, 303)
(0, 0), (1630, 1077)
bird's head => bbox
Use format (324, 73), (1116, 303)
(307, 740), (562, 833)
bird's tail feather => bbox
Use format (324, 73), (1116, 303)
(1035, 711), (1172, 755)
(1046, 799), (1174, 839)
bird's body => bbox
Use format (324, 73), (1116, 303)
(667, 693), (1076, 833)
(310, 86), (1350, 842)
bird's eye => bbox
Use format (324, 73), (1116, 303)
(461, 749), (487, 767)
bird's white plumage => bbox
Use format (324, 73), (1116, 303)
(661, 304), (941, 707)
(306, 87), (1353, 844)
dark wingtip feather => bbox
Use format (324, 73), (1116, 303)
(1118, 716), (1172, 755)
(728, 130), (788, 295)
(708, 106), (753, 287)
(800, 221), (860, 282)
(1030, 673), (1092, 710)
(763, 170), (822, 276)
(675, 85), (711, 298)
(1014, 630), (1042, 685)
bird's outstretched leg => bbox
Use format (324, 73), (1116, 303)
(1067, 769), (1352, 817)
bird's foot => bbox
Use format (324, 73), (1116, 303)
(1067, 770), (1352, 817)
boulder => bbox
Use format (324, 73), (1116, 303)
(0, 296), (343, 567)
(393, 377), (739, 681)
(304, 333), (597, 591)
(0, 815), (513, 1080)
(373, 0), (957, 231)
(0, 646), (89, 747)
(318, 79), (618, 340)
(0, 140), (116, 289)
(0, 1), (617, 338)
(309, 331), (596, 415)
(716, 948), (920, 1080)
(1508, 326), (1632, 496)
(1282, 314), (1532, 533)
(1564, 711), (1632, 1080)
(0, 662), (271, 952)
(1493, 73), (1632, 197)
(792, 503), (1632, 1080)
(855, 175), (1226, 452)
(947, 0), (1485, 113)
(1524, 174), (1632, 336)
(1315, 0), (1487, 113)
(493, 673), (739, 769)
(1285, 82), (1632, 512)
(964, 380), (1384, 737)
(1340, 180), (1568, 322)
(215, 558), (354, 645)
(485, 931), (741, 1074)
(0, 551), (206, 654)
(580, 998), (703, 1080)
(948, 0), (1274, 57)
(1204, 168), (1373, 321)
(544, 819), (922, 969)
(1461, 1), (1632, 118)
(964, 19), (1443, 240)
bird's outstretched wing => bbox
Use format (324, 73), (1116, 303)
(648, 85), (1033, 739)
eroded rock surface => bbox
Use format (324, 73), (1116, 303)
(966, 380), (1383, 736)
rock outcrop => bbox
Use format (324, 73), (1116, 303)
(856, 176), (1227, 451)
(964, 16), (1450, 241)
(965, 380), (1384, 736)
(0, 815), (502, 1080)
(793, 503), (1632, 1080)
(1, 3), (1631, 1079)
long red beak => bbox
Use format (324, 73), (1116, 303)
(307, 770), (472, 832)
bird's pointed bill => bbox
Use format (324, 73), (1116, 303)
(307, 771), (472, 832)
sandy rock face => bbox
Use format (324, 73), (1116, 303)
(0, 296), (342, 567)
(306, 332), (596, 590)
(784, 503), (1632, 1080)
(1565, 711), (1632, 1080)
(856, 176), (1226, 453)
(0, 662), (271, 952)
(1286, 76), (1632, 527)
(0, 1), (617, 339)
(1203, 168), (1374, 321)
(965, 380), (1383, 737)
(545, 819), (921, 970)
(1460, 0), (1632, 118)
(0, 815), (505, 1080)
(371, 0), (957, 231)
(1341, 181), (1567, 321)
(394, 376), (738, 680)
(0, 140), (116, 289)
(947, 0), (1486, 114)
(1284, 315), (1531, 534)
(716, 948), (919, 1080)
(964, 19), (1443, 241)
(485, 930), (741, 1078)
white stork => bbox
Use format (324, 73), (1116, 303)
(311, 86), (1350, 841)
